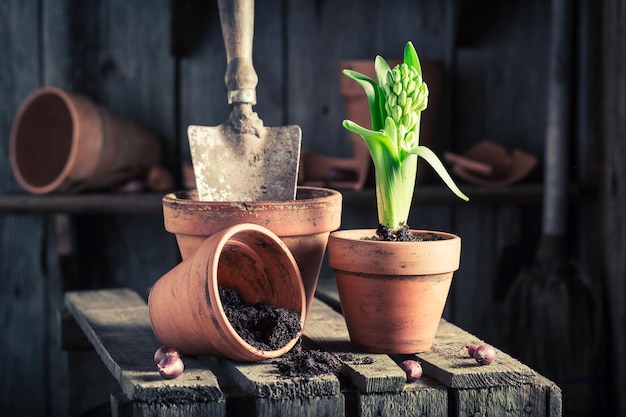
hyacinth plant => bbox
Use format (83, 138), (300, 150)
(342, 41), (469, 240)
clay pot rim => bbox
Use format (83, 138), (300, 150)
(330, 228), (460, 245)
(162, 186), (343, 238)
(206, 223), (306, 359)
(328, 228), (461, 275)
(163, 186), (341, 207)
(9, 86), (85, 193)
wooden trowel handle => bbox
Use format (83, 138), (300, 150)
(218, 0), (258, 105)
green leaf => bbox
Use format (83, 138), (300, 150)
(374, 55), (391, 87)
(342, 69), (385, 131)
(404, 41), (422, 76)
(412, 146), (470, 201)
(342, 120), (398, 160)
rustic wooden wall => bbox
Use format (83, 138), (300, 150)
(601, 0), (626, 416)
(0, 0), (617, 416)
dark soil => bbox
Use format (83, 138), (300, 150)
(366, 223), (443, 242)
(219, 287), (301, 351)
(219, 287), (375, 379)
(273, 341), (374, 378)
(274, 342), (342, 378)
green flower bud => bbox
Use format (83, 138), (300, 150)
(398, 91), (407, 107)
(405, 97), (413, 113)
(392, 105), (403, 122)
(393, 81), (402, 96)
(406, 80), (416, 96)
(403, 112), (418, 132)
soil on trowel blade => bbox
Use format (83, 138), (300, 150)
(219, 287), (301, 351)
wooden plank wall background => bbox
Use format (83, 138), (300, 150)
(0, 0), (620, 416)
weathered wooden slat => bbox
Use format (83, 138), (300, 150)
(601, 0), (626, 416)
(357, 382), (448, 417)
(453, 374), (562, 417)
(304, 298), (407, 394)
(303, 297), (448, 417)
(111, 391), (225, 417)
(63, 287), (563, 417)
(64, 289), (226, 413)
(218, 357), (345, 416)
(200, 357), (345, 417)
(40, 0), (180, 305)
(254, 395), (345, 417)
(415, 319), (535, 388)
(0, 193), (165, 214)
(221, 360), (340, 400)
(0, 184), (546, 215)
(315, 280), (555, 417)
(285, 0), (452, 157)
(449, 203), (498, 337)
(0, 0), (50, 415)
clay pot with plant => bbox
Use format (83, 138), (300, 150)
(327, 41), (469, 354)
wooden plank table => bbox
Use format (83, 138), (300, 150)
(61, 288), (561, 417)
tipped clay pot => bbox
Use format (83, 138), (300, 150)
(9, 86), (161, 193)
(148, 223), (306, 361)
(162, 186), (342, 317)
(328, 229), (461, 353)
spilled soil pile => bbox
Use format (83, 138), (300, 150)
(274, 342), (374, 378)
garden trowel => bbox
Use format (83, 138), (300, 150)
(188, 0), (301, 201)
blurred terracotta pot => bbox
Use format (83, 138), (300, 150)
(328, 229), (461, 353)
(148, 223), (306, 361)
(9, 86), (161, 193)
(161, 186), (342, 319)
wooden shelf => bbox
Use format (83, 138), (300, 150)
(0, 183), (549, 215)
(0, 192), (166, 215)
(342, 183), (547, 205)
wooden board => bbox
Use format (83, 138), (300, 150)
(0, 2), (51, 415)
(2, 0), (599, 414)
(63, 288), (564, 416)
(64, 289), (225, 414)
(315, 282), (561, 417)
(304, 298), (449, 417)
(415, 320), (536, 388)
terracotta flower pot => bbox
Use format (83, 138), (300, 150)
(327, 229), (461, 353)
(161, 186), (342, 318)
(9, 86), (161, 193)
(148, 223), (306, 361)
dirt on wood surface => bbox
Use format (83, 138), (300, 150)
(219, 287), (375, 379)
(273, 341), (374, 378)
(219, 287), (301, 351)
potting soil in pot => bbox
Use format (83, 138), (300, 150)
(219, 287), (301, 351)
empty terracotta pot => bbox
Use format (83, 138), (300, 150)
(161, 186), (342, 318)
(148, 223), (306, 361)
(9, 86), (161, 193)
(328, 229), (461, 353)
